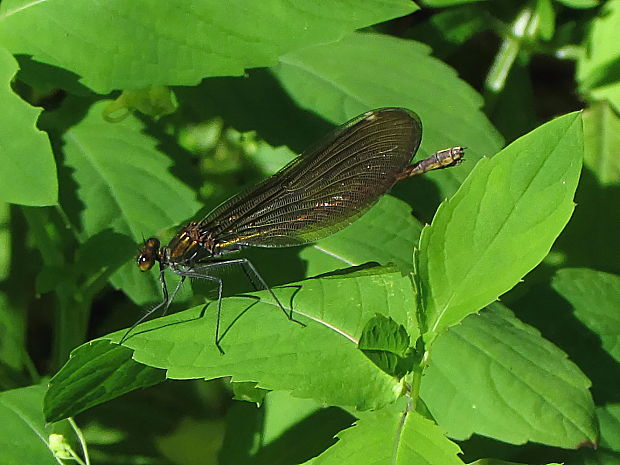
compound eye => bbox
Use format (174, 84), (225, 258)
(145, 238), (160, 249)
(137, 253), (155, 271)
(137, 237), (160, 271)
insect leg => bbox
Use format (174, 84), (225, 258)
(173, 269), (225, 355)
(240, 262), (260, 291)
(120, 267), (172, 344)
(176, 259), (306, 353)
(229, 258), (305, 327)
(161, 276), (186, 316)
(190, 258), (295, 321)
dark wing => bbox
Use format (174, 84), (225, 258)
(198, 107), (422, 249)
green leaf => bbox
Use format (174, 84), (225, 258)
(231, 381), (268, 405)
(423, 5), (490, 46)
(273, 32), (504, 217)
(44, 340), (166, 422)
(576, 449), (620, 465)
(468, 461), (560, 465)
(421, 304), (597, 448)
(535, 0), (555, 41)
(0, 384), (66, 464)
(577, 0), (620, 112)
(583, 101), (620, 185)
(422, 0), (483, 6)
(555, 0), (599, 9)
(419, 112), (583, 338)
(102, 86), (178, 120)
(249, 141), (299, 175)
(0, 47), (56, 206)
(118, 268), (413, 410)
(0, 291), (29, 389)
(304, 401), (463, 465)
(598, 403), (620, 451)
(220, 392), (353, 465)
(156, 417), (224, 465)
(173, 69), (336, 155)
(48, 433), (74, 460)
(0, 0), (417, 94)
(359, 315), (410, 356)
(467, 461), (527, 465)
(46, 98), (201, 303)
(47, 268), (415, 419)
(219, 401), (263, 465)
(261, 391), (325, 444)
(552, 268), (620, 363)
(555, 102), (620, 272)
(50, 99), (200, 240)
(358, 314), (412, 378)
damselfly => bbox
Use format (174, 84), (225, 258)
(126, 108), (464, 352)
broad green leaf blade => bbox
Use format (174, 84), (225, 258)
(422, 0), (482, 5)
(0, 384), (65, 464)
(219, 401), (264, 465)
(47, 99), (200, 303)
(258, 392), (353, 464)
(358, 315), (410, 356)
(555, 102), (620, 272)
(273, 32), (504, 216)
(421, 304), (597, 448)
(419, 112), (583, 338)
(598, 404), (620, 451)
(220, 393), (353, 465)
(556, 0), (598, 8)
(53, 99), (200, 239)
(102, 86), (178, 120)
(576, 0), (620, 111)
(0, 0), (417, 94)
(303, 401), (463, 465)
(0, 48), (56, 206)
(47, 269), (415, 418)
(118, 269), (413, 410)
(576, 449), (620, 465)
(173, 70), (336, 156)
(0, 291), (29, 389)
(575, 403), (620, 465)
(552, 268), (620, 363)
(44, 340), (166, 423)
(261, 391), (325, 444)
(583, 102), (620, 185)
(416, 4), (490, 47)
(231, 381), (268, 405)
(468, 461), (561, 465)
(358, 314), (412, 378)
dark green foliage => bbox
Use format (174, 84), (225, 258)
(0, 1), (618, 464)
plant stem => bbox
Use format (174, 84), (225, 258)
(484, 4), (542, 112)
(68, 417), (91, 465)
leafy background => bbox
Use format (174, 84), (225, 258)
(0, 0), (618, 464)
